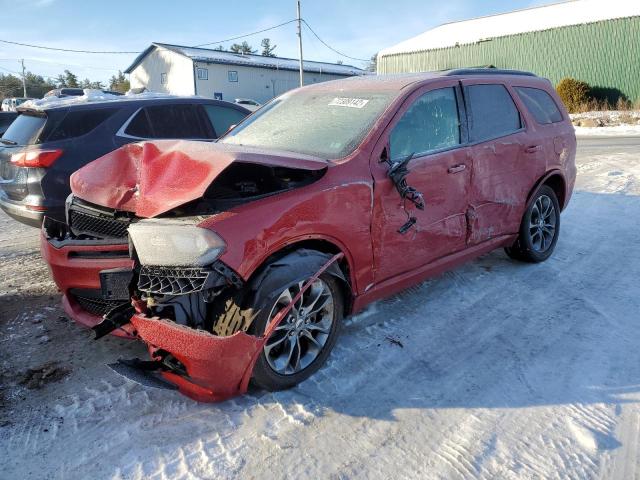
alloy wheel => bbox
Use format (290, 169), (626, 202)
(263, 278), (335, 375)
(529, 194), (557, 252)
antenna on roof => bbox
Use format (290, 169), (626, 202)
(296, 0), (304, 87)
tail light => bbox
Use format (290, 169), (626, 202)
(10, 149), (63, 168)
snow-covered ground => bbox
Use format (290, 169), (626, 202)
(1, 137), (640, 479)
(574, 124), (640, 137)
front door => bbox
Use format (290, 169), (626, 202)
(370, 83), (471, 283)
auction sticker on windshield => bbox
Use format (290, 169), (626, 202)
(328, 97), (370, 108)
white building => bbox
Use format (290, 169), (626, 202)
(125, 42), (366, 104)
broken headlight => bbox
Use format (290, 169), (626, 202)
(128, 221), (226, 267)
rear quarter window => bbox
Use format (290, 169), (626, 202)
(466, 84), (522, 142)
(515, 87), (564, 124)
(46, 108), (117, 141)
(203, 105), (247, 137)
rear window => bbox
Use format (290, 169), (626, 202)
(46, 108), (117, 141)
(466, 84), (522, 142)
(203, 105), (247, 137)
(125, 104), (212, 139)
(1, 114), (46, 145)
(515, 87), (563, 124)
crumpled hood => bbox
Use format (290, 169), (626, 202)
(70, 140), (327, 218)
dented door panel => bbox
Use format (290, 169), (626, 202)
(370, 148), (471, 282)
(466, 131), (543, 243)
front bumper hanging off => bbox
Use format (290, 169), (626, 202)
(106, 252), (345, 402)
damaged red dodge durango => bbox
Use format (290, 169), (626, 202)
(42, 70), (576, 401)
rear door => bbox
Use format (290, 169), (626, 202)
(461, 81), (544, 244)
(512, 85), (575, 184)
(370, 82), (471, 282)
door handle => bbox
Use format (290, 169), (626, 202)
(447, 164), (466, 174)
(525, 145), (542, 153)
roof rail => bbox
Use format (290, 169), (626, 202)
(444, 68), (537, 77)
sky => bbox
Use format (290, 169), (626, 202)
(0, 0), (556, 85)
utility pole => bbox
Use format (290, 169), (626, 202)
(296, 0), (304, 87)
(20, 59), (27, 97)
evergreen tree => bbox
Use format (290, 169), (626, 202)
(0, 72), (55, 99)
(230, 41), (256, 54)
(108, 71), (130, 93)
(81, 78), (104, 89)
(260, 38), (277, 57)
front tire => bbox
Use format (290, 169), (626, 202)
(249, 272), (343, 391)
(505, 185), (560, 263)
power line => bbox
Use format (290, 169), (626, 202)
(0, 38), (139, 54)
(192, 19), (298, 48)
(0, 18), (370, 65)
(0, 19), (299, 54)
(0, 57), (122, 71)
(301, 20), (369, 62)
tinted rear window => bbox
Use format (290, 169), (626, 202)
(125, 104), (212, 139)
(1, 114), (46, 145)
(203, 105), (247, 137)
(466, 84), (522, 142)
(515, 87), (563, 124)
(46, 108), (117, 141)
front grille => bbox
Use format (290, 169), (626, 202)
(138, 266), (210, 295)
(69, 288), (126, 316)
(69, 208), (130, 239)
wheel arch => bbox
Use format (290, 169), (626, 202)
(527, 170), (567, 211)
(244, 237), (356, 315)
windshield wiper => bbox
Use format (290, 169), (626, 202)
(0, 138), (17, 146)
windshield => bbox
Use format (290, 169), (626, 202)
(221, 89), (397, 159)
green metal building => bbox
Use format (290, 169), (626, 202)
(378, 0), (640, 102)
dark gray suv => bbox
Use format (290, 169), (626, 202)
(0, 97), (249, 226)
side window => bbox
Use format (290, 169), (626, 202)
(390, 87), (460, 160)
(203, 105), (248, 137)
(124, 109), (152, 137)
(124, 105), (209, 139)
(466, 84), (521, 142)
(46, 108), (116, 141)
(514, 87), (563, 124)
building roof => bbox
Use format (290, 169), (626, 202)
(379, 0), (640, 57)
(125, 42), (365, 76)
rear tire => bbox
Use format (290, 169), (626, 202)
(505, 185), (560, 263)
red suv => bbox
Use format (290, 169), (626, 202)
(41, 69), (576, 401)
